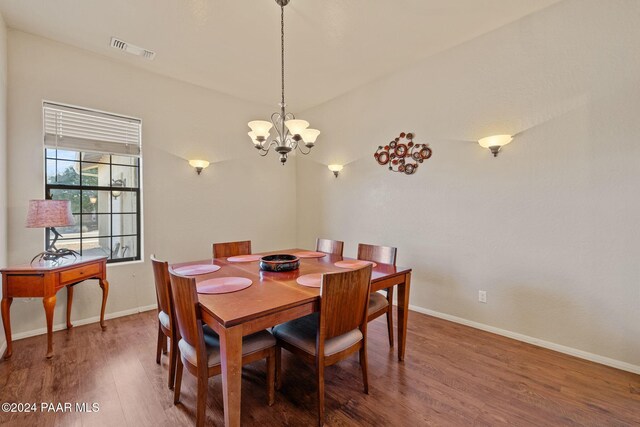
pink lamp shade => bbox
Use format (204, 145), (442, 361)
(25, 200), (74, 228)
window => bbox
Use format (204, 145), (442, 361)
(43, 102), (142, 263)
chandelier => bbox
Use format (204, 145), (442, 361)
(247, 0), (320, 165)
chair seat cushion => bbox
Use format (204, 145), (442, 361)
(368, 292), (389, 315)
(272, 313), (363, 357)
(158, 310), (170, 329)
(178, 327), (275, 368)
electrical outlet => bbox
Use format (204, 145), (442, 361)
(478, 290), (487, 303)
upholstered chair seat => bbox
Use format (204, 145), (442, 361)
(273, 313), (363, 357)
(158, 310), (171, 330)
(368, 292), (389, 314)
(178, 328), (275, 369)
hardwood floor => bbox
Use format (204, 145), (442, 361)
(0, 309), (638, 426)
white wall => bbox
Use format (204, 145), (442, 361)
(0, 13), (8, 350)
(6, 30), (297, 336)
(296, 0), (640, 368)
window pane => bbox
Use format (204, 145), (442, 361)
(84, 237), (111, 258)
(112, 190), (137, 213)
(80, 163), (100, 186)
(54, 237), (81, 253)
(112, 235), (137, 260)
(54, 150), (81, 161)
(111, 155), (138, 166)
(112, 165), (138, 188)
(80, 213), (110, 237)
(112, 214), (137, 235)
(48, 160), (80, 185)
(81, 152), (110, 164)
(49, 189), (82, 214)
(55, 214), (81, 235)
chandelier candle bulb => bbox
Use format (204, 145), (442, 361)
(478, 134), (513, 157)
(248, 131), (261, 147)
(284, 119), (310, 137)
(247, 121), (273, 139)
(188, 159), (210, 175)
(301, 128), (320, 145)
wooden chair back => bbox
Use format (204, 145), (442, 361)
(316, 238), (344, 256)
(151, 255), (173, 322)
(357, 243), (397, 266)
(212, 240), (252, 258)
(169, 272), (204, 354)
(319, 265), (372, 340)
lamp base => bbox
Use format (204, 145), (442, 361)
(31, 248), (79, 265)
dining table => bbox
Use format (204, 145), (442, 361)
(170, 248), (412, 427)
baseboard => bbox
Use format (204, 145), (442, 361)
(7, 304), (158, 342)
(408, 304), (640, 375)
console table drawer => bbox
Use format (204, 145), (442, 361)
(60, 263), (101, 284)
(7, 274), (45, 297)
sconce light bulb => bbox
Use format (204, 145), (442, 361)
(478, 135), (513, 158)
(189, 159), (210, 175)
(327, 164), (343, 178)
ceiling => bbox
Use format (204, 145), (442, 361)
(0, 0), (559, 110)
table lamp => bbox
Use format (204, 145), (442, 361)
(26, 199), (78, 263)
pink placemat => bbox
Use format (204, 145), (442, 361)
(173, 264), (221, 276)
(293, 251), (327, 259)
(197, 277), (252, 294)
(227, 254), (262, 262)
(334, 260), (377, 269)
(296, 273), (323, 288)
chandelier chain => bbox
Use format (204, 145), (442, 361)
(281, 2), (285, 109)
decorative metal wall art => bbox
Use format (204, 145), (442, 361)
(374, 132), (432, 175)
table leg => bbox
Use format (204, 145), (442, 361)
(99, 279), (109, 330)
(66, 285), (74, 329)
(1, 297), (13, 359)
(219, 324), (243, 427)
(43, 295), (56, 358)
(396, 272), (411, 361)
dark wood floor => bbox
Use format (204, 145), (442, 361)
(0, 309), (638, 426)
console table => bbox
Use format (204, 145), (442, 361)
(1, 256), (109, 359)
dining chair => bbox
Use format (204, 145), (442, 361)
(151, 255), (178, 390)
(273, 265), (373, 427)
(358, 243), (398, 347)
(315, 238), (344, 256)
(212, 240), (252, 258)
(169, 271), (276, 427)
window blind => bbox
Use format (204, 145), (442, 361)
(43, 102), (141, 157)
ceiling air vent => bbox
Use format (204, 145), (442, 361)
(110, 37), (156, 61)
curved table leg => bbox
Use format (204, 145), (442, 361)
(43, 295), (56, 358)
(1, 297), (13, 359)
(66, 285), (74, 329)
(99, 279), (109, 330)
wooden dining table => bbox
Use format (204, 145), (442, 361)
(170, 249), (412, 427)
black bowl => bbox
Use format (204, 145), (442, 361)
(259, 254), (300, 272)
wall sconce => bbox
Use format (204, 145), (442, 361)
(189, 159), (210, 175)
(111, 178), (126, 199)
(328, 164), (343, 178)
(89, 196), (97, 204)
(478, 135), (513, 157)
